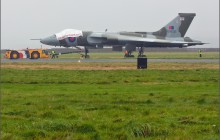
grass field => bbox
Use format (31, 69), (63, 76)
(1, 62), (219, 140)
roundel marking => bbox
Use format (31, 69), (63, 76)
(68, 37), (76, 42)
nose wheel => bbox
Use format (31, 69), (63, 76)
(80, 46), (90, 58)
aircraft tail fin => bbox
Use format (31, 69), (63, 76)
(153, 13), (196, 38)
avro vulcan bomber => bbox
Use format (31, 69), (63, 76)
(38, 13), (205, 57)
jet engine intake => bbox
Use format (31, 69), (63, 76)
(182, 44), (188, 47)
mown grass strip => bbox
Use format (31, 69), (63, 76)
(1, 68), (219, 139)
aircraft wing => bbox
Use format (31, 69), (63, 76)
(116, 34), (205, 45)
(117, 34), (171, 43)
(89, 33), (204, 46)
(89, 33), (170, 43)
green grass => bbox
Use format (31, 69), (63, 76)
(1, 68), (219, 139)
(59, 52), (219, 59)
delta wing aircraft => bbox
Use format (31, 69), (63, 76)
(38, 13), (205, 57)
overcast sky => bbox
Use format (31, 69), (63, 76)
(2, 0), (219, 49)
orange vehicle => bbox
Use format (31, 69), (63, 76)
(4, 49), (49, 59)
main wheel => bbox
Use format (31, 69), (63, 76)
(85, 55), (90, 59)
(31, 51), (40, 59)
(10, 51), (19, 59)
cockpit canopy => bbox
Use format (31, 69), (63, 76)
(55, 29), (83, 40)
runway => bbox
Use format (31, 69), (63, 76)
(1, 58), (219, 63)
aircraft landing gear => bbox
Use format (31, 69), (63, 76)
(81, 47), (90, 58)
(138, 47), (146, 57)
(124, 50), (134, 58)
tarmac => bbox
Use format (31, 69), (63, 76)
(1, 58), (219, 63)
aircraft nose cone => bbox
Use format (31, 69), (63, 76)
(40, 35), (60, 46)
(40, 39), (45, 44)
(40, 37), (50, 44)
